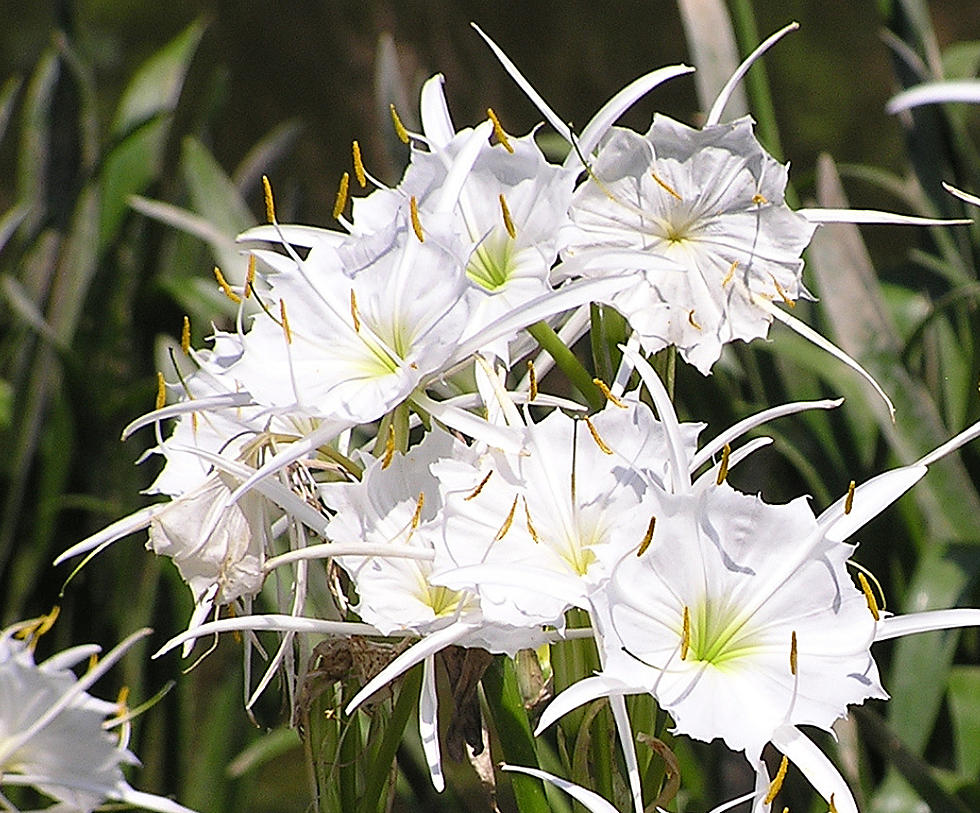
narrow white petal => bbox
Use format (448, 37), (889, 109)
(535, 674), (630, 735)
(345, 622), (477, 714)
(263, 542), (435, 572)
(798, 208), (970, 227)
(572, 64), (695, 164)
(943, 181), (980, 208)
(757, 296), (895, 420)
(915, 418), (980, 466)
(419, 655), (445, 791)
(153, 616), (381, 659)
(608, 693), (644, 813)
(121, 393), (254, 440)
(771, 725), (857, 813)
(413, 392), (524, 453)
(237, 223), (347, 248)
(706, 21), (799, 126)
(55, 505), (159, 564)
(875, 609), (980, 641)
(886, 80), (980, 114)
(419, 73), (455, 150)
(115, 786), (201, 813)
(501, 766), (620, 813)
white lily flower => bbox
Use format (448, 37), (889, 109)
(0, 624), (195, 813)
(536, 351), (980, 813)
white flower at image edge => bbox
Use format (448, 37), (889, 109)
(559, 114), (815, 373)
(0, 625), (195, 813)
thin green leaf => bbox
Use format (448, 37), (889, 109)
(948, 666), (980, 779)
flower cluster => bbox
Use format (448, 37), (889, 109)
(54, 22), (980, 813)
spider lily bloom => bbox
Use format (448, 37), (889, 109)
(0, 623), (195, 813)
(536, 351), (980, 813)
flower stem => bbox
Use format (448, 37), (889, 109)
(527, 320), (604, 411)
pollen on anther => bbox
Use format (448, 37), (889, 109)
(716, 443), (731, 486)
(527, 360), (538, 401)
(764, 756), (789, 804)
(499, 193), (516, 238)
(844, 480), (856, 514)
(410, 492), (425, 529)
(857, 572), (881, 621)
(753, 192), (768, 205)
(390, 104), (410, 144)
(352, 140), (367, 188)
(245, 254), (256, 299)
(213, 266), (241, 303)
(722, 260), (738, 287)
(487, 108), (514, 153)
(651, 171), (682, 200)
(181, 315), (191, 355)
(333, 172), (350, 220)
(770, 274), (796, 308)
(680, 606), (691, 660)
(494, 495), (519, 541)
(409, 196), (424, 242)
(381, 424), (396, 470)
(829, 794), (838, 813)
(637, 516), (656, 556)
(790, 630), (798, 675)
(262, 175), (276, 223)
(350, 289), (361, 333)
(154, 372), (167, 410)
(464, 470), (493, 501)
(593, 377), (628, 408)
(523, 498), (540, 543)
(688, 309), (702, 330)
(584, 416), (614, 455)
(279, 299), (292, 344)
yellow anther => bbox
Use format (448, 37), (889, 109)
(352, 140), (367, 188)
(333, 172), (350, 220)
(409, 195), (424, 242)
(593, 377), (628, 408)
(527, 360), (538, 401)
(651, 171), (682, 200)
(771, 274), (796, 308)
(844, 480), (856, 515)
(753, 192), (768, 205)
(829, 794), (838, 813)
(350, 289), (361, 333)
(584, 416), (613, 455)
(88, 652), (99, 671)
(191, 411), (199, 433)
(410, 492), (425, 529)
(716, 443), (731, 486)
(857, 572), (881, 621)
(213, 266), (241, 303)
(498, 193), (516, 238)
(523, 498), (540, 543)
(688, 309), (702, 330)
(487, 108), (514, 153)
(262, 174), (276, 223)
(637, 516), (656, 557)
(494, 495), (520, 541)
(279, 299), (292, 344)
(464, 470), (493, 501)
(115, 685), (130, 711)
(790, 630), (798, 675)
(680, 606), (691, 660)
(245, 254), (256, 299)
(181, 315), (190, 355)
(722, 260), (738, 287)
(155, 372), (166, 410)
(390, 103), (410, 144)
(15, 605), (60, 643)
(764, 756), (789, 804)
(381, 424), (396, 470)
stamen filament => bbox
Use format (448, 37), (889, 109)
(637, 516), (656, 557)
(390, 104), (410, 144)
(352, 140), (367, 188)
(584, 416), (614, 455)
(764, 756), (789, 804)
(262, 175), (276, 223)
(487, 108), (514, 153)
(593, 377), (628, 408)
(333, 172), (350, 219)
(464, 470), (494, 501)
(410, 196), (424, 242)
(499, 193), (516, 238)
(213, 266), (242, 303)
(716, 443), (731, 485)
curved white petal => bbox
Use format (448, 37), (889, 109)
(886, 80), (980, 114)
(943, 182), (980, 208)
(420, 655), (444, 791)
(915, 418), (980, 466)
(501, 765), (620, 813)
(419, 73), (455, 150)
(798, 208), (970, 227)
(535, 674), (634, 735)
(55, 505), (159, 565)
(121, 393), (254, 440)
(771, 725), (857, 813)
(263, 542), (435, 572)
(874, 608), (980, 642)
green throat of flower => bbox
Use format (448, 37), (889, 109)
(682, 600), (759, 668)
(467, 234), (514, 291)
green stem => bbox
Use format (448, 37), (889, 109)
(527, 320), (603, 411)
